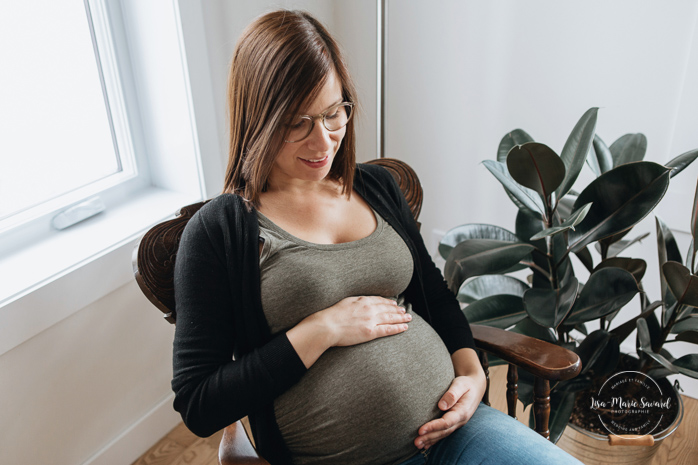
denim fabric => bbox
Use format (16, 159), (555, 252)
(397, 403), (582, 465)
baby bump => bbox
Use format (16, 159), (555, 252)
(273, 310), (455, 465)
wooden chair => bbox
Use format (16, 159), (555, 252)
(133, 158), (581, 465)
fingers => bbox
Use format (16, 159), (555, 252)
(415, 410), (464, 449)
(438, 377), (470, 411)
(414, 377), (481, 450)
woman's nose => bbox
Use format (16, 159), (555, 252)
(305, 120), (333, 151)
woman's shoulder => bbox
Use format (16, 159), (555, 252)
(182, 193), (255, 242)
(354, 162), (403, 202)
(355, 161), (392, 181)
(196, 193), (249, 220)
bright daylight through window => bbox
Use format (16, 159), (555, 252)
(0, 0), (135, 235)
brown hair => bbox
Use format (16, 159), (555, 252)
(223, 10), (357, 206)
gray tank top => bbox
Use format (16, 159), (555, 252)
(257, 210), (455, 465)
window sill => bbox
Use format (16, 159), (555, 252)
(0, 187), (199, 356)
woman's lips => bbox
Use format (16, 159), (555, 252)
(299, 155), (330, 168)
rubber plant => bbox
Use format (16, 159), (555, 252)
(440, 107), (698, 443)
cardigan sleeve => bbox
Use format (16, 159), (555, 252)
(379, 166), (476, 354)
(171, 210), (307, 437)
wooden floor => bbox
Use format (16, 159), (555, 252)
(133, 366), (698, 465)
(131, 423), (223, 465)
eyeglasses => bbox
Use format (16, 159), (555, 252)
(283, 102), (354, 143)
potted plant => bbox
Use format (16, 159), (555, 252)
(439, 107), (698, 457)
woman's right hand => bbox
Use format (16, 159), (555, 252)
(319, 296), (411, 347)
(286, 296), (410, 368)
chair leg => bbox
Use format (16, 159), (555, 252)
(478, 350), (490, 406)
(533, 377), (551, 440)
(506, 364), (518, 419)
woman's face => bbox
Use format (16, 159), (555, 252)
(269, 70), (346, 187)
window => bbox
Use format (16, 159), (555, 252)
(0, 0), (210, 355)
(0, 0), (142, 240)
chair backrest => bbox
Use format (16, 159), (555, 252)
(132, 158), (423, 324)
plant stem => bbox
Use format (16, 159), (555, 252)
(659, 304), (687, 352)
(521, 261), (551, 280)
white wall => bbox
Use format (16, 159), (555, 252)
(199, 0), (378, 167)
(385, 0), (698, 397)
(0, 283), (178, 465)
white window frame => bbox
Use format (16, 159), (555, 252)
(0, 0), (145, 249)
(0, 0), (223, 356)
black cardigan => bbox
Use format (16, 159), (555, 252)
(172, 163), (475, 464)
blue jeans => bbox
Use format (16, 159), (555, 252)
(397, 403), (582, 465)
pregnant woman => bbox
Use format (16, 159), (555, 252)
(171, 9), (580, 465)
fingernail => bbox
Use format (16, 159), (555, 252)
(439, 401), (448, 409)
(417, 441), (423, 448)
(406, 314), (412, 321)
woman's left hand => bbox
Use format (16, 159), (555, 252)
(415, 349), (487, 450)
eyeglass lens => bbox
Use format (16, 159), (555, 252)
(285, 103), (353, 143)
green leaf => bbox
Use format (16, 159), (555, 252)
(462, 294), (526, 329)
(646, 311), (662, 351)
(482, 160), (545, 214)
(689, 240), (696, 274)
(663, 261), (698, 308)
(648, 367), (675, 379)
(517, 369), (535, 407)
(523, 277), (578, 329)
(674, 330), (698, 344)
(515, 208), (546, 248)
(637, 319), (678, 373)
(593, 257), (647, 283)
(575, 330), (619, 376)
(664, 302), (680, 327)
(597, 230), (632, 257)
(556, 195), (578, 220)
(569, 162), (671, 253)
(439, 224), (519, 260)
(637, 317), (652, 351)
(594, 232), (650, 258)
(557, 376), (593, 394)
(498, 129), (534, 163)
(610, 300), (662, 344)
(530, 203), (592, 240)
(657, 216), (683, 310)
(671, 315), (698, 334)
(574, 247), (594, 272)
(674, 354), (698, 378)
(457, 275), (529, 304)
(666, 148), (698, 178)
(507, 142), (566, 201)
(556, 107), (598, 200)
(656, 217), (683, 266)
(691, 178), (698, 271)
(444, 239), (535, 292)
(565, 268), (639, 325)
(592, 134), (614, 174)
(511, 317), (558, 343)
(549, 390), (577, 444)
(610, 133), (648, 167)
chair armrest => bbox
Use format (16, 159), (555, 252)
(219, 420), (270, 465)
(471, 324), (581, 381)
